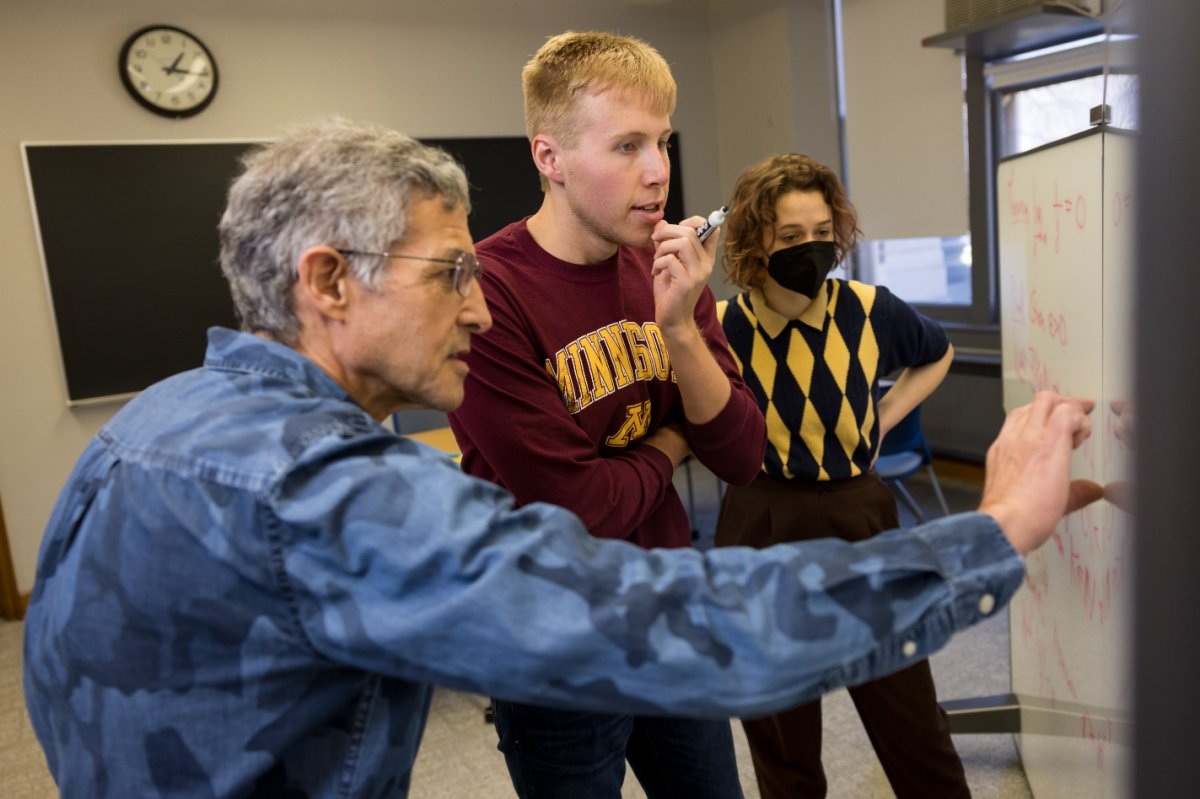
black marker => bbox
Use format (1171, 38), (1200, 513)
(695, 206), (728, 243)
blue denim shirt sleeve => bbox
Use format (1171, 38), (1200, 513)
(274, 433), (1020, 718)
(23, 327), (1025, 798)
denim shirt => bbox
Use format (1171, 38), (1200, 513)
(24, 327), (1024, 798)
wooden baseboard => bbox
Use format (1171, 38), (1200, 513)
(932, 456), (985, 486)
(0, 493), (24, 621)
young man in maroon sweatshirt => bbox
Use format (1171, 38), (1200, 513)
(448, 30), (765, 799)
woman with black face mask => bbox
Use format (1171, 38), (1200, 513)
(712, 154), (960, 799)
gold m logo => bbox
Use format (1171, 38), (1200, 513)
(605, 400), (653, 447)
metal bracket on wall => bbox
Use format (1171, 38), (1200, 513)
(942, 692), (1131, 745)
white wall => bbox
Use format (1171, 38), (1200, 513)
(841, 0), (969, 239)
(709, 0), (841, 218)
(0, 0), (740, 594)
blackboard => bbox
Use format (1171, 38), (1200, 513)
(24, 135), (685, 404)
(997, 126), (1134, 797)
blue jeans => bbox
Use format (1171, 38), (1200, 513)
(492, 699), (744, 798)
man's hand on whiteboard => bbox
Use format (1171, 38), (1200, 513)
(977, 391), (1104, 556)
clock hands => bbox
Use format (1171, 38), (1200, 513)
(163, 52), (184, 75)
(161, 52), (209, 77)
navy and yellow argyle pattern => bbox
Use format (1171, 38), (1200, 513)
(718, 280), (949, 482)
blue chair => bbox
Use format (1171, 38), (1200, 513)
(875, 403), (950, 522)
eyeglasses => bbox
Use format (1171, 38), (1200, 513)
(339, 249), (483, 298)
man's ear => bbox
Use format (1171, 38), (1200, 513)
(295, 246), (352, 321)
(530, 133), (565, 186)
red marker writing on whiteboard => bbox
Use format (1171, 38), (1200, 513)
(695, 206), (728, 242)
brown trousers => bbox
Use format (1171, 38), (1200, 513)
(714, 472), (970, 799)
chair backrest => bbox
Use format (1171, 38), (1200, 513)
(874, 400), (950, 519)
(878, 403), (931, 463)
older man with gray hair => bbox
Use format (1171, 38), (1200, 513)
(23, 117), (1097, 798)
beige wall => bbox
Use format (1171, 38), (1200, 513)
(710, 0), (841, 194)
(0, 0), (826, 593)
(842, 0), (968, 240)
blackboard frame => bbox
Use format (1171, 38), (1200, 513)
(23, 135), (686, 405)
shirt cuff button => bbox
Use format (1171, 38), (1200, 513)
(979, 593), (996, 615)
(902, 640), (918, 658)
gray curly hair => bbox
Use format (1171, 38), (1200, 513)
(219, 117), (471, 344)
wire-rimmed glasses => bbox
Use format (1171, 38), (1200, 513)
(339, 249), (482, 298)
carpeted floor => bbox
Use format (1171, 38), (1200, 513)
(1, 460), (1031, 798)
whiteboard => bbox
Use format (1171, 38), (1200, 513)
(998, 127), (1135, 798)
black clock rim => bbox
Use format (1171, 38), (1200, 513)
(118, 23), (219, 120)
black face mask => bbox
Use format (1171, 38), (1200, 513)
(766, 241), (837, 299)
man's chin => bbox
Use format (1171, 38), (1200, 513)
(433, 387), (466, 414)
(616, 224), (655, 250)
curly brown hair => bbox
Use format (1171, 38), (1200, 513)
(722, 153), (860, 290)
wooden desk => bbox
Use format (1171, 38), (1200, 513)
(406, 426), (462, 462)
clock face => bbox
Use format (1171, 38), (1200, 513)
(119, 25), (218, 118)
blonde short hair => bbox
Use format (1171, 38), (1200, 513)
(522, 31), (677, 146)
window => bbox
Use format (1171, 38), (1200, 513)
(856, 234), (973, 306)
(991, 36), (1138, 158)
(845, 21), (1136, 346)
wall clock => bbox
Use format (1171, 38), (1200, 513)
(119, 24), (218, 119)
